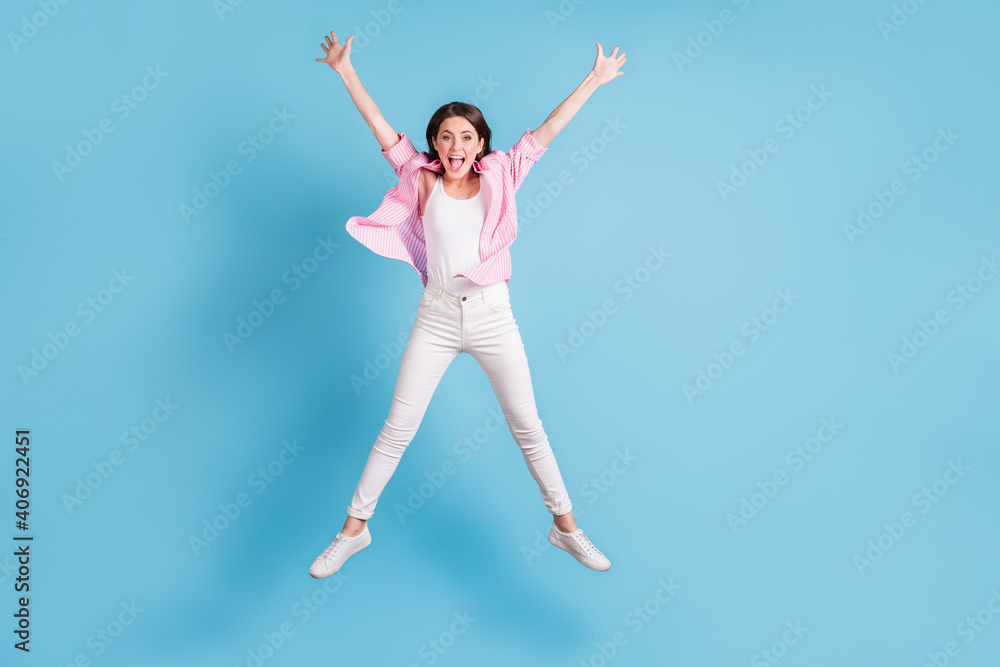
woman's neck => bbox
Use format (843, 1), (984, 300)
(441, 170), (479, 188)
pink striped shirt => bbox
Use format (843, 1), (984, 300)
(345, 128), (548, 287)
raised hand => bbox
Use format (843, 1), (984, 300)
(592, 42), (626, 85)
(315, 30), (354, 73)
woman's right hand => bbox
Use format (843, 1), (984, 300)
(315, 30), (353, 74)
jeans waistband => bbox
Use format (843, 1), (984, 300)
(424, 278), (508, 305)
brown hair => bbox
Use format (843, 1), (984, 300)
(425, 102), (492, 164)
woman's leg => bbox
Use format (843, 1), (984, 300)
(466, 318), (575, 519)
(473, 326), (608, 570)
(344, 317), (461, 526)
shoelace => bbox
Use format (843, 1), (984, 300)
(571, 530), (603, 557)
(319, 534), (349, 562)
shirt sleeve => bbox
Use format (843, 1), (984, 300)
(382, 132), (418, 177)
(507, 128), (548, 193)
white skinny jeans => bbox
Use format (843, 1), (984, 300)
(347, 278), (574, 520)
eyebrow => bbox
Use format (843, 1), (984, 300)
(441, 130), (473, 135)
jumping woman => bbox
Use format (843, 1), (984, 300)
(310, 29), (626, 577)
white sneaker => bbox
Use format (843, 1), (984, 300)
(309, 525), (371, 578)
(548, 524), (611, 571)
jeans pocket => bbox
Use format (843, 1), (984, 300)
(419, 289), (438, 311)
(487, 291), (511, 312)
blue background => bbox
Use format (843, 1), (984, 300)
(2, 0), (999, 665)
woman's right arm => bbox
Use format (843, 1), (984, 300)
(316, 31), (400, 152)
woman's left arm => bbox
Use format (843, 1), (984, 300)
(532, 42), (626, 148)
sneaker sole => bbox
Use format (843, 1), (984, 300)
(310, 532), (372, 579)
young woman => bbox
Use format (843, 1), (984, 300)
(310, 29), (626, 577)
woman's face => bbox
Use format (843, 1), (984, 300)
(432, 116), (484, 178)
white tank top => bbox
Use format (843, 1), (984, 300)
(422, 173), (488, 295)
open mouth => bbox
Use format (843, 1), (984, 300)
(448, 156), (465, 171)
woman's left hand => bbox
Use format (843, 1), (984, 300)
(592, 42), (626, 85)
